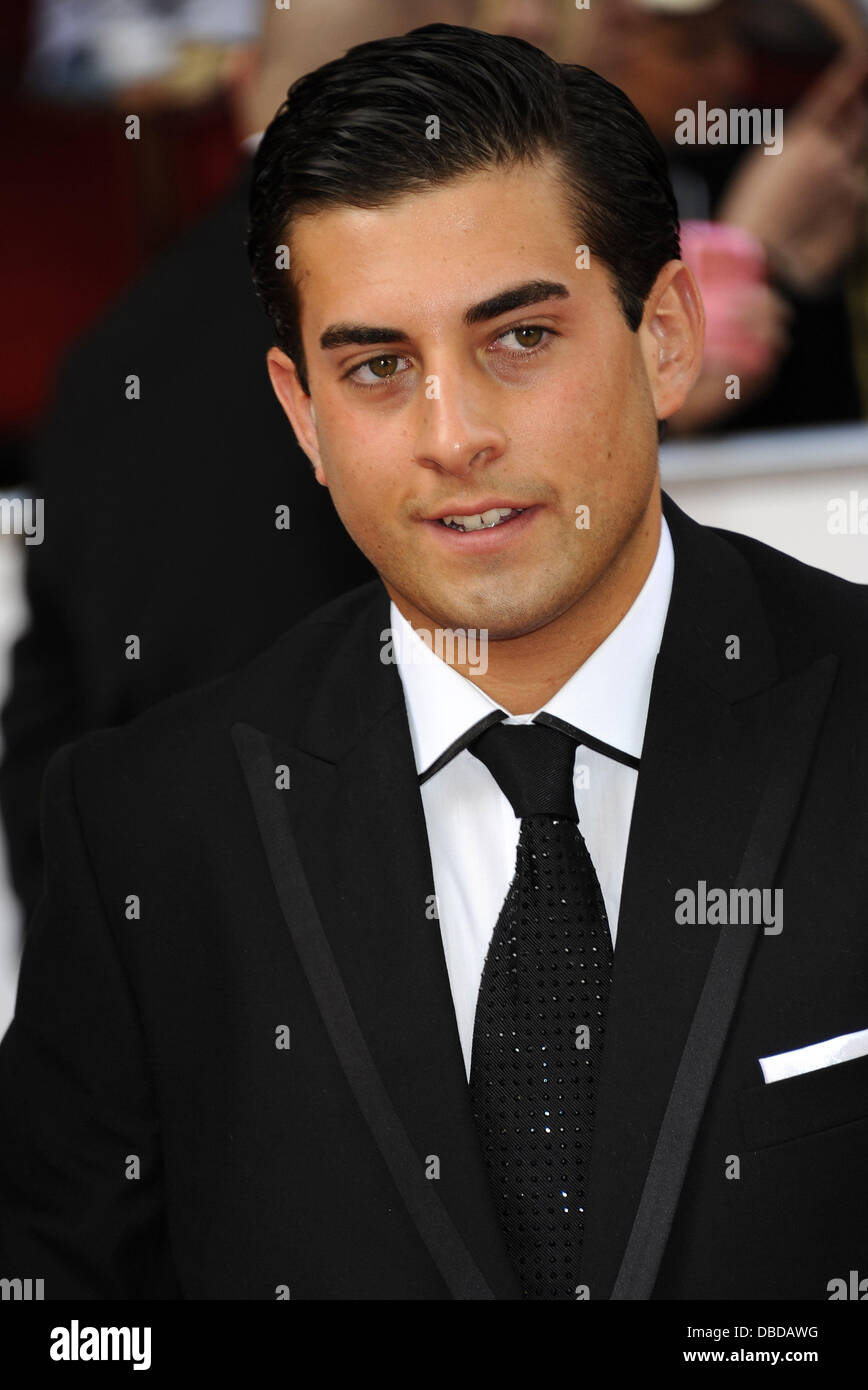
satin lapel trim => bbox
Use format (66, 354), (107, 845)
(610, 652), (839, 1299)
(232, 720), (497, 1301)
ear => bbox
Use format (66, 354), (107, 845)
(265, 347), (327, 486)
(638, 260), (705, 425)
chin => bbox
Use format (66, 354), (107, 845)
(442, 598), (559, 642)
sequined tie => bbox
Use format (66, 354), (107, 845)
(467, 718), (613, 1300)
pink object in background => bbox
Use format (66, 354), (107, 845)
(679, 220), (771, 376)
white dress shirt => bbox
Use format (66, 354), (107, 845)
(390, 514), (675, 1080)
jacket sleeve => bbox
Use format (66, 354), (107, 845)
(0, 739), (181, 1298)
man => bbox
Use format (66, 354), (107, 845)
(1, 23), (866, 1301)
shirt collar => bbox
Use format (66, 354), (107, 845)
(390, 512), (674, 780)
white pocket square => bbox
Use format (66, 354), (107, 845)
(759, 1026), (868, 1083)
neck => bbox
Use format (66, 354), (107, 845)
(393, 491), (662, 716)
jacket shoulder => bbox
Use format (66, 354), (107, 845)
(708, 520), (868, 661)
(54, 579), (383, 788)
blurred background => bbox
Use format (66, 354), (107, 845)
(0, 0), (866, 1033)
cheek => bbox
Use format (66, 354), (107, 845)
(321, 454), (371, 525)
(315, 424), (404, 548)
(319, 391), (413, 488)
(596, 339), (656, 439)
(536, 344), (640, 454)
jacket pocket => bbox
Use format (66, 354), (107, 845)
(738, 1048), (868, 1151)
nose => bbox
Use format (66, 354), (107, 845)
(411, 365), (506, 476)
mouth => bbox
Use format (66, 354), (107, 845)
(423, 502), (540, 552)
(437, 505), (526, 533)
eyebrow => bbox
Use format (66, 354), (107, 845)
(318, 278), (570, 352)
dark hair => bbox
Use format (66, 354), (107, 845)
(247, 23), (680, 439)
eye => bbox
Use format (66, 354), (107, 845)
(502, 326), (545, 349)
(347, 354), (413, 388)
(490, 324), (555, 358)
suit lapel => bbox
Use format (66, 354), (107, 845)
(580, 493), (838, 1298)
(233, 584), (522, 1299)
(609, 649), (838, 1299)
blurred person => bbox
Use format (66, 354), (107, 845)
(681, 43), (868, 429)
(1, 23), (866, 1303)
(0, 0), (470, 930)
(505, 0), (868, 433)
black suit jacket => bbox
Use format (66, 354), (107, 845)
(0, 166), (373, 925)
(1, 492), (866, 1300)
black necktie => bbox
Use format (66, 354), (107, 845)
(467, 717), (613, 1300)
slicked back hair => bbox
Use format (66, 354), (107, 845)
(247, 22), (680, 440)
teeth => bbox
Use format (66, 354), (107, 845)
(440, 507), (523, 532)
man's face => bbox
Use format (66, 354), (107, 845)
(276, 157), (669, 640)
